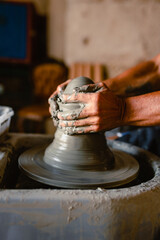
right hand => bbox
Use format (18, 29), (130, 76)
(57, 82), (126, 134)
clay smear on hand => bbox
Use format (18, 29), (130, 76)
(58, 84), (104, 135)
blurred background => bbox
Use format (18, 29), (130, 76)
(0, 0), (160, 135)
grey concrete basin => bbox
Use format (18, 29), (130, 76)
(0, 133), (160, 240)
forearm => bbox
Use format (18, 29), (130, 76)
(122, 91), (160, 127)
(104, 55), (160, 97)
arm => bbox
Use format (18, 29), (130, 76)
(57, 85), (160, 134)
(105, 54), (160, 97)
(123, 91), (160, 127)
(49, 54), (160, 133)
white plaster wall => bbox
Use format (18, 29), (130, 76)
(64, 0), (160, 77)
(48, 0), (66, 60)
(17, 0), (160, 77)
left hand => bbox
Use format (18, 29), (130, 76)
(57, 82), (126, 134)
(48, 79), (71, 126)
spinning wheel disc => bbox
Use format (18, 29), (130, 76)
(18, 145), (139, 189)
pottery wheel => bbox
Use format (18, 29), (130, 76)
(18, 144), (139, 189)
(18, 77), (139, 189)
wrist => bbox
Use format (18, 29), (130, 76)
(121, 96), (141, 126)
(117, 97), (127, 127)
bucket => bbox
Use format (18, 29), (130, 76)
(0, 106), (14, 141)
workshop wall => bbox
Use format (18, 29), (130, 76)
(62, 0), (160, 77)
(8, 0), (160, 77)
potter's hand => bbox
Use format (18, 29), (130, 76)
(58, 82), (126, 134)
(48, 79), (71, 126)
(105, 54), (160, 97)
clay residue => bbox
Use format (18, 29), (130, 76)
(49, 81), (104, 135)
(73, 83), (104, 93)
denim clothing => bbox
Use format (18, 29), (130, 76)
(117, 126), (160, 156)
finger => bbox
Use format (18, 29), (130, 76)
(52, 117), (59, 127)
(57, 79), (71, 93)
(61, 85), (110, 103)
(59, 116), (100, 128)
(57, 106), (95, 120)
(61, 125), (101, 135)
(48, 92), (58, 104)
(48, 79), (71, 101)
(58, 108), (84, 120)
(61, 92), (96, 103)
(49, 90), (57, 100)
(48, 91), (58, 103)
(74, 82), (105, 93)
(49, 96), (59, 111)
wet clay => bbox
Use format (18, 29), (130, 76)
(45, 76), (116, 172)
